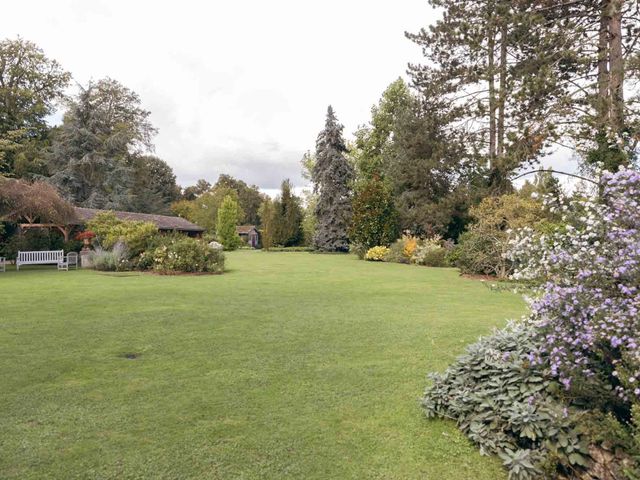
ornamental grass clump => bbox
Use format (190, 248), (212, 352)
(90, 241), (129, 271)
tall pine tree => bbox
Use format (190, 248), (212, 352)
(312, 106), (354, 252)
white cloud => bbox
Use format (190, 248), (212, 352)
(7, 0), (435, 188)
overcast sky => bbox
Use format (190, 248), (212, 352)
(4, 0), (440, 190)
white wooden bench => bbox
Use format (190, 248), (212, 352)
(16, 250), (65, 271)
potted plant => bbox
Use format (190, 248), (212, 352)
(75, 230), (96, 251)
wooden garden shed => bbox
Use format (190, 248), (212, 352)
(236, 225), (260, 248)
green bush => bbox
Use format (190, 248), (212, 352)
(264, 246), (313, 252)
(63, 239), (83, 253)
(423, 322), (591, 479)
(419, 247), (448, 267)
(151, 237), (225, 273)
(454, 229), (506, 276)
(384, 239), (410, 264)
(86, 211), (158, 258)
(453, 194), (548, 278)
(349, 176), (398, 250)
(349, 243), (367, 259)
(411, 236), (450, 267)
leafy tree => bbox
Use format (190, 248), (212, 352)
(407, 1), (535, 192)
(0, 38), (70, 177)
(171, 186), (244, 233)
(170, 199), (197, 222)
(272, 179), (303, 247)
(300, 151), (315, 182)
(301, 192), (317, 247)
(299, 152), (318, 246)
(216, 195), (242, 250)
(182, 179), (211, 200)
(213, 174), (264, 225)
(48, 78), (157, 209)
(258, 197), (276, 249)
(352, 79), (412, 181)
(408, 0), (640, 179)
(173, 175), (263, 231)
(384, 94), (482, 238)
(349, 175), (398, 249)
(128, 155), (180, 214)
(519, 169), (562, 200)
(312, 106), (354, 251)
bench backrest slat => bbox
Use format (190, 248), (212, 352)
(17, 250), (64, 263)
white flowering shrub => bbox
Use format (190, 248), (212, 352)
(508, 168), (640, 405)
(152, 237), (225, 274)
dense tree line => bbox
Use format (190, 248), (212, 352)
(339, 0), (640, 252)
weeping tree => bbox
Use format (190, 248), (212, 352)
(0, 179), (77, 240)
(312, 106), (354, 252)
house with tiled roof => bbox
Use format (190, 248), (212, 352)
(72, 207), (205, 236)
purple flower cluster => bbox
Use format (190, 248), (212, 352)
(509, 168), (640, 399)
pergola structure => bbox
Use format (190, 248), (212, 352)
(18, 223), (73, 241)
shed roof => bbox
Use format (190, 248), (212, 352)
(236, 225), (258, 235)
(72, 207), (205, 232)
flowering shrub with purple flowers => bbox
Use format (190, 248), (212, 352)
(508, 168), (640, 404)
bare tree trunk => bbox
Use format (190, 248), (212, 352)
(497, 22), (508, 158)
(597, 2), (610, 133)
(609, 0), (624, 134)
(55, 226), (71, 242)
(487, 23), (497, 167)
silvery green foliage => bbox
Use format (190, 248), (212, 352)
(312, 106), (354, 252)
(423, 322), (590, 479)
(48, 78), (157, 210)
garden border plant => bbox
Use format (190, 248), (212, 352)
(423, 168), (640, 479)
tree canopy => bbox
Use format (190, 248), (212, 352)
(0, 38), (70, 177)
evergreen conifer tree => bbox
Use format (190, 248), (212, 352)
(312, 106), (354, 252)
(272, 179), (303, 247)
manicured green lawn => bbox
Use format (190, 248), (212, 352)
(0, 251), (525, 479)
